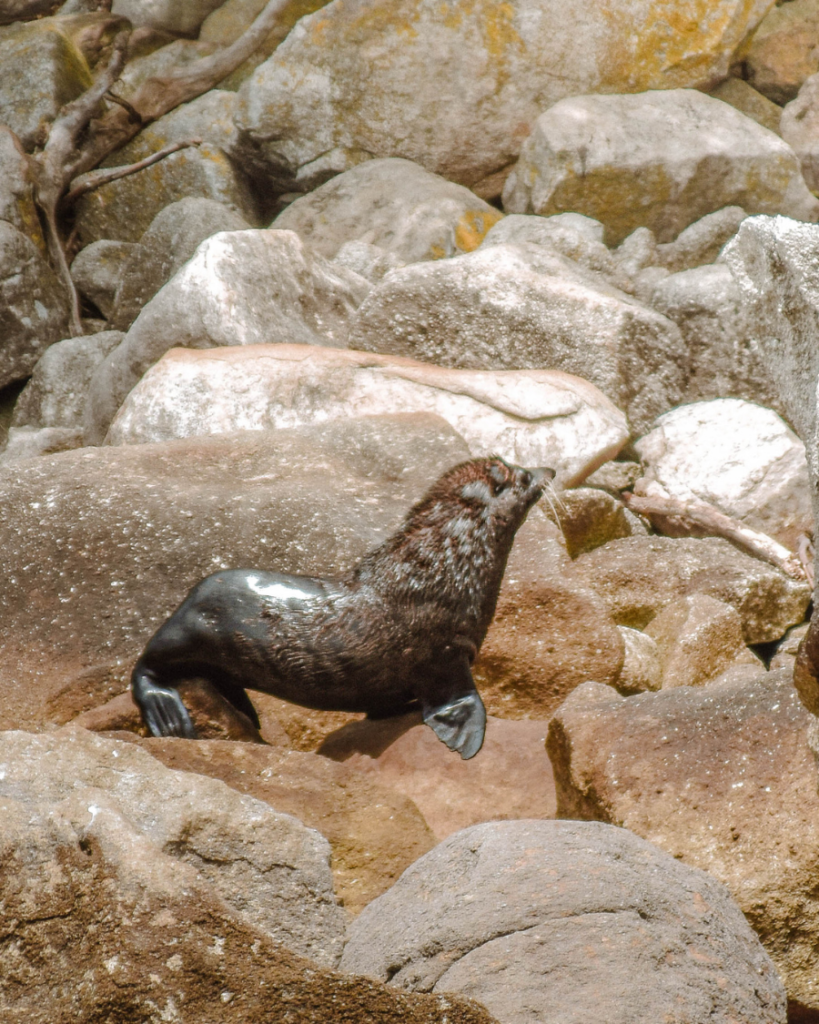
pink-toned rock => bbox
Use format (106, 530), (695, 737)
(318, 713), (555, 841)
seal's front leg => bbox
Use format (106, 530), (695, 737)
(132, 663), (198, 739)
(418, 648), (486, 760)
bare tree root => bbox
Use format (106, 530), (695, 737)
(64, 139), (202, 205)
(622, 491), (807, 582)
(29, 0), (291, 335)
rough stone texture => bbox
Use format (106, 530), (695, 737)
(39, 12), (132, 70)
(331, 239), (405, 283)
(0, 742), (494, 1024)
(0, 20), (92, 150)
(110, 197), (251, 331)
(121, 736), (436, 915)
(319, 714), (555, 841)
(0, 221), (71, 390)
(503, 89), (818, 246)
(341, 819), (786, 1024)
(0, 415), (476, 730)
(200, 0), (332, 91)
(114, 37), (219, 101)
(84, 230), (370, 445)
(635, 398), (812, 548)
(74, 91), (259, 245)
(70, 240), (135, 319)
(556, 487), (636, 558)
(348, 241), (685, 434)
(0, 426), (85, 463)
(9, 330), (123, 431)
(105, 344), (629, 487)
(781, 72), (819, 192)
(230, 0), (775, 193)
(274, 158), (503, 262)
(0, 125), (44, 250)
(111, 0), (225, 36)
(745, 0), (819, 104)
(616, 626), (662, 694)
(644, 593), (763, 688)
(0, 728), (346, 965)
(545, 670), (819, 1018)
(568, 535), (810, 643)
(771, 620), (811, 671)
(647, 263), (780, 411)
(709, 78), (783, 136)
(654, 206), (748, 273)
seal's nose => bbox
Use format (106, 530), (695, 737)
(530, 467), (556, 487)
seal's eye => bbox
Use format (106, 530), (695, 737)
(489, 463), (509, 492)
(519, 470), (532, 488)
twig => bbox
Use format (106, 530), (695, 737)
(63, 139), (202, 205)
(622, 491), (807, 581)
(797, 534), (815, 589)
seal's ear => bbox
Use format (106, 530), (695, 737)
(423, 691), (486, 759)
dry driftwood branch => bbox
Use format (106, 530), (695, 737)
(63, 138), (202, 205)
(622, 491), (807, 581)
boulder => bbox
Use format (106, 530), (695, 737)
(0, 414), (475, 730)
(319, 714), (556, 842)
(0, 220), (71, 389)
(0, 426), (86, 462)
(110, 197), (251, 331)
(745, 0), (819, 104)
(546, 670), (818, 1018)
(114, 37), (220, 101)
(70, 240), (135, 319)
(644, 593), (764, 688)
(556, 487), (638, 558)
(647, 264), (780, 411)
(616, 626), (662, 694)
(567, 535), (810, 643)
(0, 125), (44, 250)
(503, 89), (819, 246)
(38, 11), (132, 70)
(709, 78), (783, 136)
(230, 0), (775, 192)
(83, 230), (370, 444)
(348, 241), (685, 433)
(273, 158), (503, 262)
(0, 736), (491, 1024)
(74, 92), (258, 245)
(104, 344), (629, 487)
(111, 0), (225, 36)
(653, 206), (748, 274)
(123, 736), (437, 915)
(331, 240), (405, 282)
(634, 398), (812, 548)
(0, 20), (92, 150)
(781, 72), (819, 192)
(340, 819), (786, 1024)
(0, 727), (346, 965)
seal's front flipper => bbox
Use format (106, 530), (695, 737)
(132, 666), (198, 739)
(423, 691), (486, 760)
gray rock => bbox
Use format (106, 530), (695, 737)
(0, 20), (92, 150)
(0, 727), (345, 965)
(568, 535), (810, 643)
(634, 398), (812, 549)
(615, 626), (662, 694)
(110, 197), (251, 330)
(349, 241), (685, 434)
(331, 240), (405, 283)
(745, 0), (819, 104)
(709, 78), (783, 136)
(340, 820), (786, 1024)
(654, 206), (748, 273)
(113, 37), (219, 101)
(503, 89), (819, 245)
(648, 263), (778, 410)
(0, 125), (44, 249)
(0, 221), (71, 390)
(0, 426), (85, 462)
(230, 0), (773, 192)
(84, 228), (370, 444)
(781, 72), (819, 192)
(70, 240), (135, 319)
(111, 0), (224, 36)
(557, 487), (637, 558)
(273, 157), (504, 262)
(74, 92), (258, 244)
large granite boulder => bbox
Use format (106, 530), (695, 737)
(104, 344), (629, 487)
(341, 819), (786, 1024)
(546, 671), (819, 1018)
(503, 89), (818, 245)
(230, 0), (775, 193)
(745, 0), (819, 104)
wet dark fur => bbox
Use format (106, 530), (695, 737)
(131, 457), (552, 758)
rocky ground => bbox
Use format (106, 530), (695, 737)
(5, 0), (819, 1021)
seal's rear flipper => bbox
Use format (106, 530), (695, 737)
(423, 691), (486, 759)
(132, 666), (198, 739)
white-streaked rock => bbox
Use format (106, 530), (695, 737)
(635, 398), (812, 548)
(504, 89), (818, 245)
(105, 344), (629, 486)
(616, 626), (662, 694)
(781, 73), (819, 192)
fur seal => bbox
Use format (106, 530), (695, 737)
(131, 457), (553, 759)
